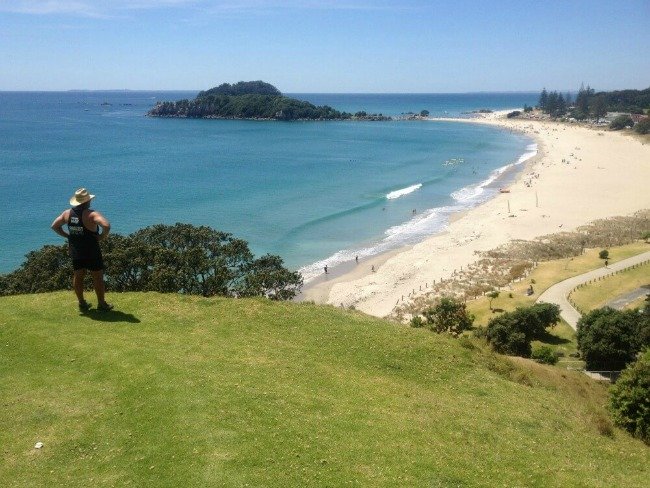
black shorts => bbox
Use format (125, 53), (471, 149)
(72, 256), (104, 271)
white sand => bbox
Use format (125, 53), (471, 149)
(303, 112), (650, 317)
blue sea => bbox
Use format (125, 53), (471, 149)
(0, 91), (537, 279)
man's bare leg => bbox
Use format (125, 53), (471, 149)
(90, 270), (107, 306)
(73, 269), (86, 303)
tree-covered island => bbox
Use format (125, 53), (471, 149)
(148, 81), (391, 121)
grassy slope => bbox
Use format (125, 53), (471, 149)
(1, 292), (648, 487)
(571, 262), (650, 312)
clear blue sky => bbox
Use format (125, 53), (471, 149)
(1, 0), (648, 92)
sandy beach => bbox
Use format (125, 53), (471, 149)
(303, 111), (650, 317)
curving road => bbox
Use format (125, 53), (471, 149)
(536, 251), (650, 330)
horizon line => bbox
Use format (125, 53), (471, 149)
(0, 89), (554, 95)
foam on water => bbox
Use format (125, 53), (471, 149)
(299, 143), (538, 283)
(386, 183), (422, 200)
(451, 143), (537, 204)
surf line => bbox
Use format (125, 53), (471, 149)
(386, 183), (422, 200)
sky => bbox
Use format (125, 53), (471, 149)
(0, 0), (648, 92)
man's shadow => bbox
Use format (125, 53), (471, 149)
(81, 309), (140, 323)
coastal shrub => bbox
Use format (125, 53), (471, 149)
(410, 315), (425, 328)
(599, 249), (609, 259)
(523, 104), (533, 113)
(458, 336), (476, 350)
(609, 349), (650, 444)
(609, 115), (634, 130)
(531, 345), (559, 365)
(0, 244), (71, 295)
(528, 302), (561, 330)
(0, 223), (303, 300)
(421, 297), (474, 335)
(576, 308), (650, 371)
(486, 317), (531, 357)
(472, 325), (487, 339)
(634, 118), (650, 134)
(485, 304), (561, 357)
(506, 111), (521, 118)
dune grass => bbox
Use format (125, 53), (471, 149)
(466, 242), (649, 327)
(1, 292), (649, 487)
(570, 262), (650, 313)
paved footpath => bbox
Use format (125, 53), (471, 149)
(536, 251), (650, 330)
(606, 285), (650, 310)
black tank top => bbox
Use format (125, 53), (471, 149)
(67, 207), (101, 259)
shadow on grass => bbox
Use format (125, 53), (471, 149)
(81, 309), (140, 324)
(538, 330), (570, 345)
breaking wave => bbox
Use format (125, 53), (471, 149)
(386, 183), (422, 200)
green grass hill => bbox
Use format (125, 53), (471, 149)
(1, 293), (648, 487)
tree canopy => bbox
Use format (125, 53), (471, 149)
(576, 307), (650, 371)
(149, 81), (390, 121)
(537, 84), (650, 120)
(0, 223), (303, 300)
(609, 349), (650, 444)
(418, 296), (474, 335)
(485, 303), (561, 357)
(197, 81), (282, 97)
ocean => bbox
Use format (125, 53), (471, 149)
(0, 91), (537, 279)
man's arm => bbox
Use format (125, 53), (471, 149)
(90, 211), (111, 241)
(51, 211), (69, 239)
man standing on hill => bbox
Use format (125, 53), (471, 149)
(51, 188), (113, 312)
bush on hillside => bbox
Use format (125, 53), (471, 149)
(420, 296), (474, 335)
(0, 245), (71, 294)
(531, 345), (559, 365)
(609, 349), (650, 444)
(528, 302), (562, 330)
(609, 115), (634, 130)
(634, 118), (650, 134)
(486, 317), (531, 356)
(0, 223), (303, 300)
(409, 315), (425, 328)
(576, 308), (650, 371)
(599, 249), (609, 259)
(485, 303), (561, 357)
(506, 111), (521, 118)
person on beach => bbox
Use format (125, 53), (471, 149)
(51, 188), (113, 312)
(324, 265), (328, 274)
(355, 255), (359, 263)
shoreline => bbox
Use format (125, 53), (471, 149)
(300, 124), (539, 303)
(301, 110), (540, 303)
(304, 110), (650, 317)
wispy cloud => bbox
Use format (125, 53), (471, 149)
(0, 0), (107, 17)
(201, 1), (406, 15)
(0, 0), (405, 18)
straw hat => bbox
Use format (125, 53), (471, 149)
(69, 188), (95, 206)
